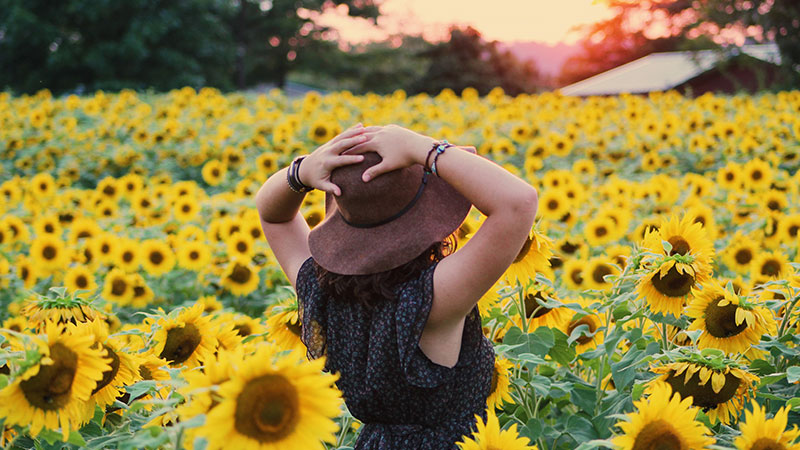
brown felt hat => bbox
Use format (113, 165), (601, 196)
(307, 149), (474, 275)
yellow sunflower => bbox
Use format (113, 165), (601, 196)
(734, 401), (800, 450)
(650, 359), (759, 424)
(503, 225), (553, 287)
(0, 320), (111, 440)
(202, 159), (228, 186)
(176, 240), (213, 271)
(226, 231), (256, 261)
(150, 303), (218, 368)
(21, 295), (104, 331)
(611, 381), (715, 450)
(562, 258), (588, 291)
(641, 214), (715, 279)
(140, 239), (176, 277)
(686, 280), (777, 355)
(113, 238), (141, 272)
(69, 319), (140, 419)
(456, 408), (538, 450)
(101, 267), (135, 306)
(197, 345), (343, 450)
(563, 297), (605, 354)
(486, 355), (515, 410)
(220, 257), (260, 296)
(507, 283), (572, 332)
(29, 234), (70, 273)
(750, 250), (791, 286)
(584, 256), (621, 291)
(724, 235), (759, 275)
(265, 299), (305, 354)
(63, 265), (98, 299)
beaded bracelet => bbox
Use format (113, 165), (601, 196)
(286, 156), (314, 193)
(424, 140), (454, 175)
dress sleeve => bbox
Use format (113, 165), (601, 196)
(295, 257), (327, 362)
(395, 262), (464, 389)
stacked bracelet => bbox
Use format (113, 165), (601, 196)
(287, 156), (314, 193)
(424, 140), (454, 176)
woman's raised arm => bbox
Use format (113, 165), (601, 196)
(346, 124), (539, 329)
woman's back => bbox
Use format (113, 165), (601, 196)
(296, 256), (495, 449)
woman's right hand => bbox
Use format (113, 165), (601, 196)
(298, 123), (380, 196)
(345, 124), (437, 182)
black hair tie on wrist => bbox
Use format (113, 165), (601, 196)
(287, 156), (314, 193)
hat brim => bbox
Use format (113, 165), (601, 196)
(308, 165), (471, 275)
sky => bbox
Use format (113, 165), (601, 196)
(312, 0), (616, 46)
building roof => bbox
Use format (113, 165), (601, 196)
(559, 43), (781, 96)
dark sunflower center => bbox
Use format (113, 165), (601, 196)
(234, 324), (252, 337)
(101, 243), (111, 253)
(212, 168), (220, 177)
(549, 256), (563, 269)
(664, 368), (741, 409)
(524, 293), (551, 319)
(92, 344), (121, 395)
(567, 317), (596, 345)
(789, 225), (799, 237)
(45, 224), (54, 233)
(703, 297), (748, 338)
(236, 242), (248, 253)
(20, 343), (78, 411)
(570, 268), (584, 285)
(149, 251), (164, 265)
(514, 237), (533, 263)
(725, 172), (734, 181)
(735, 249), (752, 265)
(667, 237), (690, 256)
(182, 204), (191, 213)
(490, 367), (499, 393)
(306, 212), (322, 228)
(123, 251), (134, 263)
(560, 242), (579, 254)
(111, 278), (128, 296)
(189, 251), (200, 260)
(761, 260), (781, 277)
(43, 245), (57, 260)
(547, 199), (559, 211)
(631, 420), (682, 450)
(286, 319), (302, 337)
(651, 266), (695, 298)
(139, 365), (153, 380)
(750, 438), (786, 450)
(752, 170), (762, 180)
(159, 323), (201, 365)
(595, 226), (607, 237)
(592, 264), (612, 284)
(235, 374), (299, 442)
(228, 263), (252, 284)
(76, 275), (88, 288)
(314, 126), (327, 138)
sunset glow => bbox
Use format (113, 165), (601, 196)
(313, 0), (615, 45)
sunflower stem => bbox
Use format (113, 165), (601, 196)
(776, 294), (800, 371)
(517, 284), (529, 334)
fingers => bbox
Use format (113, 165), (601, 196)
(318, 181), (343, 197)
(328, 123), (365, 146)
(329, 154), (365, 169)
(342, 140), (373, 155)
(331, 134), (368, 154)
(362, 162), (391, 182)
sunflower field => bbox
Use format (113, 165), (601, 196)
(1, 86), (800, 450)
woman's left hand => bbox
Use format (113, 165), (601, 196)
(298, 123), (380, 196)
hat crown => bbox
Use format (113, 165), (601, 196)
(330, 152), (423, 225)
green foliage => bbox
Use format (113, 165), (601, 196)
(0, 0), (381, 95)
(0, 0), (236, 94)
(410, 26), (543, 96)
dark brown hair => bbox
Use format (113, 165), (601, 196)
(314, 234), (458, 310)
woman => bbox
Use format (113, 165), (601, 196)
(255, 123), (538, 449)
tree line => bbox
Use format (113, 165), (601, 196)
(1, 0), (797, 96)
